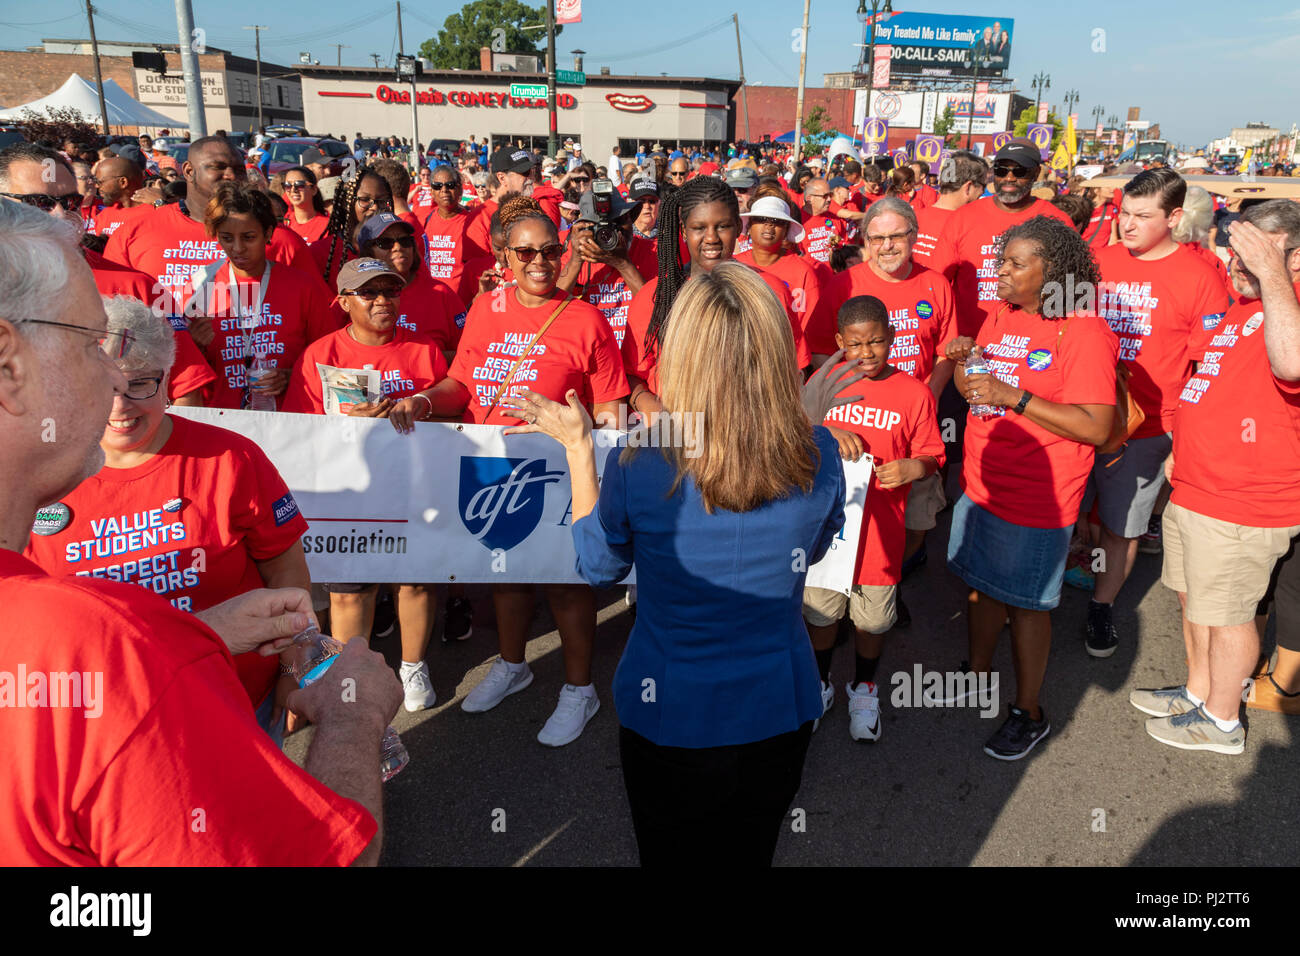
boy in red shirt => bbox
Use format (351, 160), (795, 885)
(803, 296), (944, 742)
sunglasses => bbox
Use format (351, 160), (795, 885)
(283, 181), (313, 191)
(571, 177), (590, 185)
(429, 181), (459, 191)
(2, 191), (82, 212)
(993, 163), (1033, 179)
(748, 216), (789, 228)
(369, 235), (416, 251)
(342, 286), (404, 301)
(510, 243), (565, 263)
(667, 171), (687, 178)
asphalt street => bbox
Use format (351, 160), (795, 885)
(284, 502), (1300, 867)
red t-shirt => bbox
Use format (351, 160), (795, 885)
(734, 249), (823, 341)
(22, 415), (308, 706)
(813, 262), (956, 384)
(283, 326), (449, 414)
(91, 202), (152, 238)
(103, 202), (321, 310)
(283, 212), (330, 244)
(828, 200), (861, 245)
(1171, 288), (1300, 526)
(82, 249), (217, 403)
(823, 368), (945, 585)
(799, 211), (847, 265)
(0, 548), (374, 866)
(449, 289), (629, 425)
(1085, 201), (1118, 249)
(912, 203), (955, 267)
(1183, 241), (1233, 298)
(929, 197), (1075, 338)
(1096, 243), (1231, 437)
(326, 270), (466, 352)
(408, 184), (436, 220)
(563, 236), (658, 350)
(465, 199), (498, 261)
(182, 262), (338, 409)
(531, 183), (565, 229)
(961, 305), (1119, 529)
(421, 207), (488, 304)
(625, 267), (810, 391)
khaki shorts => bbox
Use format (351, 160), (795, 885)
(803, 584), (897, 635)
(1161, 501), (1300, 627)
(904, 472), (946, 532)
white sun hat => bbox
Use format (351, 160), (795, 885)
(739, 195), (805, 243)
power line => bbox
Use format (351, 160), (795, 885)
(738, 22), (797, 85)
(0, 12), (83, 27)
(582, 15), (732, 64)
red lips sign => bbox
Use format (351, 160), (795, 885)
(606, 93), (654, 113)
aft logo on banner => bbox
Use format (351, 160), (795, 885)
(460, 457), (564, 552)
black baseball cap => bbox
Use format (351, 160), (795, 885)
(993, 138), (1042, 170)
(628, 178), (659, 201)
(490, 148), (533, 175)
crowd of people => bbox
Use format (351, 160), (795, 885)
(1, 119), (1298, 867)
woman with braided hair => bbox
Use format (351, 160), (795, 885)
(623, 175), (810, 418)
(309, 167), (393, 289)
(388, 195), (628, 748)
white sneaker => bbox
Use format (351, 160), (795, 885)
(401, 662), (437, 712)
(537, 684), (600, 747)
(847, 681), (881, 742)
(461, 658), (534, 713)
(813, 680), (834, 733)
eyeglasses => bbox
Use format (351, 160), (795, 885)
(867, 232), (912, 246)
(369, 235), (416, 251)
(21, 320), (135, 359)
(510, 243), (565, 263)
(993, 163), (1033, 179)
(355, 196), (392, 209)
(2, 192), (82, 212)
(805, 191), (830, 199)
(283, 180), (313, 191)
(341, 286), (404, 301)
(429, 181), (459, 191)
(123, 376), (164, 400)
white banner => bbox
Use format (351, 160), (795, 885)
(173, 408), (870, 588)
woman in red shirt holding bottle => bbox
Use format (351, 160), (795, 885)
(388, 195), (629, 747)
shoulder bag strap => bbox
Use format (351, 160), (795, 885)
(487, 294), (574, 416)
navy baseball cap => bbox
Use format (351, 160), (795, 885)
(357, 212), (413, 247)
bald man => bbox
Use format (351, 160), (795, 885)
(799, 177), (848, 266)
(666, 155), (690, 188)
(90, 156), (148, 238)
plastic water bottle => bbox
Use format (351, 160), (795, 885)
(964, 346), (1001, 419)
(286, 625), (410, 782)
(247, 350), (278, 412)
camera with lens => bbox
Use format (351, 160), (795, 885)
(578, 178), (631, 252)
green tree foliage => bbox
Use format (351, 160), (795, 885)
(18, 107), (101, 148)
(1012, 105), (1064, 151)
(802, 105), (834, 144)
(933, 105), (960, 146)
(418, 0), (560, 70)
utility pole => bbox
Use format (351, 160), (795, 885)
(733, 14), (750, 144)
(176, 0), (207, 137)
(546, 0), (557, 157)
(370, 53), (383, 69)
(244, 25), (267, 132)
(396, 1), (420, 171)
(793, 0), (811, 163)
(84, 1), (111, 135)
(334, 44), (350, 67)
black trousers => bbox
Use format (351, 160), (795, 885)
(1261, 535), (1300, 652)
(618, 721), (814, 867)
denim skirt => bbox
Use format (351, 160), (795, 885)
(946, 494), (1072, 611)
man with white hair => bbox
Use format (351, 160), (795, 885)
(0, 200), (402, 864)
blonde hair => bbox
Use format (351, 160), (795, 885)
(1172, 185), (1213, 245)
(636, 262), (817, 513)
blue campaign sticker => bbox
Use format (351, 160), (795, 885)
(916, 300), (934, 320)
(272, 492), (300, 527)
(1201, 312), (1225, 331)
(454, 309), (468, 329)
(1026, 348), (1054, 371)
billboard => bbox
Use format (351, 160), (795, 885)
(872, 13), (1014, 78)
(920, 91), (1011, 136)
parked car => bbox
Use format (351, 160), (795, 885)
(264, 124), (309, 138)
(0, 127), (26, 150)
(226, 131), (254, 151)
(265, 136), (351, 176)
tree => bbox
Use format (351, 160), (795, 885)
(418, 0), (560, 71)
(801, 105), (834, 145)
(1012, 105), (1064, 152)
(17, 107), (101, 148)
(933, 105), (960, 146)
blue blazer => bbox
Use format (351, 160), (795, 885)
(573, 426), (846, 748)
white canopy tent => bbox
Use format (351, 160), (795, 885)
(0, 74), (187, 131)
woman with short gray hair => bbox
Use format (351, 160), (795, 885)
(24, 295), (313, 747)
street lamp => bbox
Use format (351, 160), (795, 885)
(856, 0), (893, 157)
(1063, 88), (1079, 118)
(1031, 71), (1050, 121)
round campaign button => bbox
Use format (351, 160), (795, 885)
(32, 502), (72, 536)
(1242, 312), (1263, 336)
(163, 497), (184, 513)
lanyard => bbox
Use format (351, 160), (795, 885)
(229, 261), (271, 359)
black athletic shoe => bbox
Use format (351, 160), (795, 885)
(442, 596), (474, 643)
(1085, 601), (1118, 658)
(983, 705), (1050, 760)
(372, 593), (397, 640)
(893, 592), (912, 629)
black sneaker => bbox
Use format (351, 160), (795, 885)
(442, 596), (474, 643)
(1085, 601), (1118, 658)
(983, 705), (1050, 760)
(893, 592), (912, 629)
(372, 592), (397, 640)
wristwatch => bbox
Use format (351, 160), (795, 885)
(1012, 391), (1032, 415)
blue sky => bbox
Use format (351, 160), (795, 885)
(2, 0), (1297, 146)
